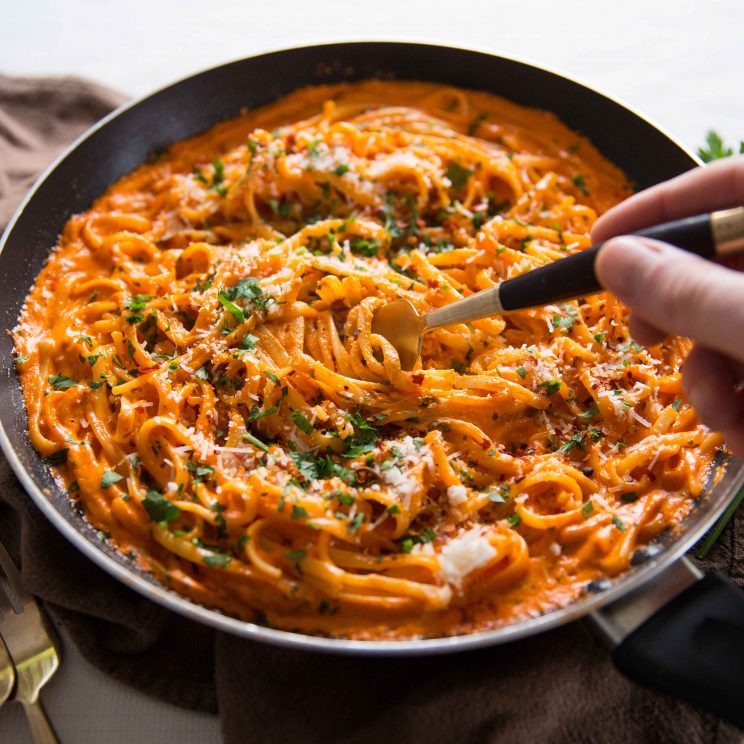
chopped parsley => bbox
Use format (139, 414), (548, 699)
(487, 484), (511, 503)
(557, 431), (584, 454)
(143, 489), (181, 523)
(399, 527), (437, 553)
(210, 159), (227, 197)
(187, 461), (215, 483)
(203, 553), (231, 568)
(221, 276), (274, 314)
(290, 410), (314, 435)
(343, 411), (380, 458)
(446, 162), (473, 191)
(582, 500), (594, 518)
(540, 379), (562, 395)
(291, 504), (309, 520)
(698, 130), (743, 162)
(217, 291), (245, 324)
(350, 238), (380, 257)
(240, 334), (259, 350)
(612, 515), (627, 532)
(43, 448), (69, 466)
(588, 427), (604, 443)
(552, 304), (579, 331)
(579, 403), (599, 419)
(48, 374), (77, 390)
(124, 294), (153, 311)
(100, 470), (124, 488)
(572, 174), (589, 195)
(242, 432), (269, 452)
(290, 450), (356, 485)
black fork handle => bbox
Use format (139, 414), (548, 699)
(498, 213), (714, 311)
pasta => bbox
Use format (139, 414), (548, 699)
(14, 81), (723, 640)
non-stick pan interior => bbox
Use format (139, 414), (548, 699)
(1, 42), (723, 653)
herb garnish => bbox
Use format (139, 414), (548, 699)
(100, 470), (124, 488)
(203, 553), (231, 568)
(143, 489), (181, 523)
(217, 291), (245, 324)
(124, 294), (153, 311)
(242, 432), (269, 452)
(446, 162), (473, 191)
(48, 374), (77, 390)
(290, 451), (356, 485)
(343, 411), (380, 458)
(43, 449), (69, 466)
(572, 174), (589, 196)
(290, 410), (314, 435)
(698, 130), (744, 162)
(557, 431), (585, 454)
(399, 527), (437, 553)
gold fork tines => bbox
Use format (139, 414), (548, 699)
(0, 541), (60, 743)
(0, 634), (14, 708)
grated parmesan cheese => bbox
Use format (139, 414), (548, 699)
(629, 409), (652, 428)
(439, 528), (497, 588)
(447, 484), (468, 506)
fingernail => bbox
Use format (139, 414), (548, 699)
(598, 237), (661, 299)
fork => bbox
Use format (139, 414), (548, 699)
(0, 540), (60, 743)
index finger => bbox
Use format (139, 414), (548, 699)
(592, 155), (744, 242)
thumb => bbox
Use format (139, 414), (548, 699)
(595, 236), (744, 364)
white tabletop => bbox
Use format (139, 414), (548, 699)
(1, 0), (742, 741)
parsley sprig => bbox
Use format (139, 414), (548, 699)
(698, 130), (744, 162)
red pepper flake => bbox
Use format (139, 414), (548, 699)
(411, 373), (424, 385)
(427, 279), (440, 289)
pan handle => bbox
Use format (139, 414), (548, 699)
(591, 558), (744, 729)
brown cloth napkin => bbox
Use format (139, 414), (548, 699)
(1, 72), (742, 744)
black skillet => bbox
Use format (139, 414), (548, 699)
(1, 42), (743, 728)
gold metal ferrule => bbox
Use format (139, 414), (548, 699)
(711, 206), (744, 257)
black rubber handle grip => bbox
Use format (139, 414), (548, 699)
(499, 212), (714, 311)
(613, 573), (744, 729)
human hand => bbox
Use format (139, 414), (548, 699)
(594, 156), (744, 457)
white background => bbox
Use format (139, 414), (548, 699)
(1, 0), (742, 741)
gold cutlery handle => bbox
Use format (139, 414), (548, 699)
(0, 636), (15, 707)
(424, 286), (504, 329)
(22, 699), (59, 744)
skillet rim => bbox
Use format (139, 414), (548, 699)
(1, 40), (739, 655)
